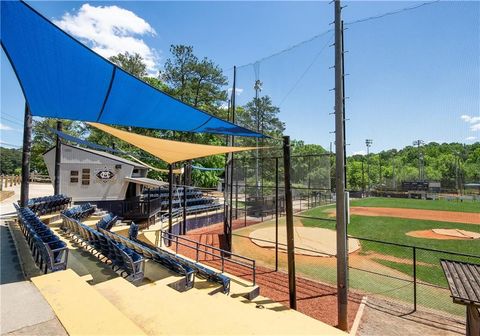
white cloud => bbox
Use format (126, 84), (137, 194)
(353, 150), (366, 156)
(54, 4), (159, 73)
(471, 123), (480, 132)
(461, 114), (480, 124)
(228, 88), (244, 96)
(465, 136), (477, 142)
(0, 123), (13, 131)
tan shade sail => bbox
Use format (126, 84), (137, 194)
(89, 122), (258, 164)
(127, 155), (184, 174)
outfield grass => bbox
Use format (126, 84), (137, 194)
(350, 197), (480, 213)
(301, 204), (480, 288)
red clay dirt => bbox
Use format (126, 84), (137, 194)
(173, 220), (361, 330)
(347, 207), (480, 224)
(406, 230), (475, 240)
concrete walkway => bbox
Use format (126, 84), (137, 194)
(0, 184), (66, 335)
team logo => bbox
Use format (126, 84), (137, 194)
(96, 170), (115, 181)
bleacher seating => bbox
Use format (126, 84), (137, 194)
(61, 214), (145, 282)
(23, 194), (71, 215)
(102, 227), (230, 294)
(14, 204), (68, 274)
(95, 213), (118, 231)
(101, 227), (196, 291)
(61, 203), (96, 220)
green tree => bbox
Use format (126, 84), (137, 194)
(0, 147), (22, 174)
(109, 52), (148, 78)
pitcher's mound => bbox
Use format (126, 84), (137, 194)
(407, 229), (480, 240)
(249, 227), (361, 257)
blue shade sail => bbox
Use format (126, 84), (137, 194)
(1, 1), (263, 138)
(47, 127), (125, 154)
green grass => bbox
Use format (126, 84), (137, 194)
(301, 205), (480, 288)
(350, 197), (480, 213)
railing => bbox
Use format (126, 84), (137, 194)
(0, 175), (21, 190)
(233, 229), (480, 317)
(159, 230), (256, 286)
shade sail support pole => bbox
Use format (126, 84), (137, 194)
(183, 163), (187, 235)
(20, 102), (32, 207)
(54, 120), (62, 195)
(283, 135), (296, 310)
(168, 164), (173, 240)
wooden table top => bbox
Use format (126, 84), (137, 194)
(441, 259), (480, 307)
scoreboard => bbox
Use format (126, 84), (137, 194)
(402, 181), (429, 191)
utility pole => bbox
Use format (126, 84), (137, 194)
(365, 139), (373, 193)
(20, 103), (32, 207)
(54, 120), (63, 195)
(413, 140), (424, 181)
(334, 0), (349, 331)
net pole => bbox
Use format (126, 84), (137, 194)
(335, 0), (349, 330)
(275, 157), (279, 271)
(283, 136), (297, 310)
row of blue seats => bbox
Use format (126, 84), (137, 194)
(161, 203), (222, 221)
(61, 214), (144, 282)
(14, 204), (68, 274)
(159, 197), (216, 208)
(61, 203), (95, 220)
(101, 226), (196, 291)
(126, 224), (230, 294)
(24, 194), (71, 215)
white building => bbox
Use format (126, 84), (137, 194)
(43, 144), (165, 202)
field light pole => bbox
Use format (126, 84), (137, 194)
(413, 140), (424, 181)
(20, 102), (32, 207)
(365, 139), (373, 192)
(334, 0), (349, 331)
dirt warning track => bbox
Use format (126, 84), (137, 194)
(349, 207), (480, 224)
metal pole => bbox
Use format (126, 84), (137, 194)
(20, 103), (32, 207)
(54, 120), (62, 195)
(275, 157), (279, 271)
(413, 247), (417, 312)
(283, 136), (297, 310)
(226, 65), (237, 251)
(341, 22), (347, 191)
(335, 1), (349, 331)
(183, 163), (187, 235)
(168, 163), (173, 237)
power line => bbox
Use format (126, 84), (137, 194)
(1, 112), (23, 122)
(0, 116), (23, 127)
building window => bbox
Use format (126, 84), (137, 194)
(70, 170), (78, 183)
(82, 168), (90, 185)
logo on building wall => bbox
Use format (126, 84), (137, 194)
(95, 168), (115, 182)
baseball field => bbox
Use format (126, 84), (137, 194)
(232, 197), (480, 317)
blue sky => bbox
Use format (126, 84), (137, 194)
(1, 1), (479, 155)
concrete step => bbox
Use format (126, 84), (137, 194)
(93, 269), (346, 335)
(31, 269), (146, 336)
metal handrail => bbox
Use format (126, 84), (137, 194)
(160, 230), (256, 286)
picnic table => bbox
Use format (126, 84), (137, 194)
(440, 259), (480, 336)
